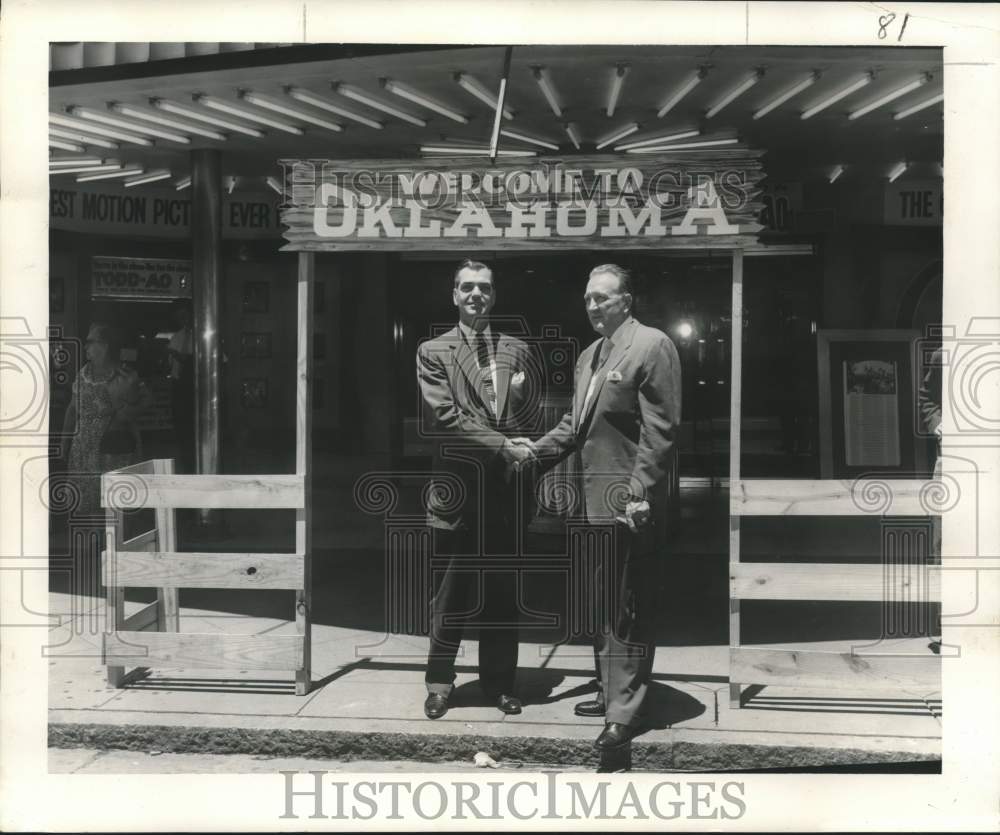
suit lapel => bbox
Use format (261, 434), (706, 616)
(573, 340), (600, 432)
(576, 319), (637, 434)
(446, 327), (482, 402)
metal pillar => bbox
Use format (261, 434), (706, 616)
(191, 150), (223, 526)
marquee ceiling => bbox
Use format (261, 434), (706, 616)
(49, 44), (944, 191)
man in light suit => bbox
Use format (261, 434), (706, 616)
(417, 259), (537, 720)
(517, 263), (681, 750)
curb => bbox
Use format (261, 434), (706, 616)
(49, 723), (940, 771)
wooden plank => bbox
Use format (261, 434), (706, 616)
(280, 235), (768, 253)
(106, 459), (158, 476)
(104, 514), (125, 688)
(295, 250), (314, 695)
(154, 459), (180, 632)
(112, 551), (304, 590)
(103, 632), (305, 672)
(121, 528), (158, 552)
(101, 473), (305, 509)
(732, 479), (934, 516)
(122, 601), (160, 632)
(731, 563), (940, 602)
(728, 248), (744, 709)
(731, 647), (941, 693)
(817, 331), (835, 477)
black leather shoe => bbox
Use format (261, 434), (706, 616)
(496, 694), (522, 715)
(424, 692), (449, 719)
(574, 699), (606, 717)
(594, 722), (640, 751)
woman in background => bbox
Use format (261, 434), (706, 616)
(60, 322), (152, 517)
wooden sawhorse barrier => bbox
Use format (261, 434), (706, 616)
(728, 478), (941, 706)
(726, 252), (940, 707)
(101, 460), (312, 694)
(102, 252), (314, 694)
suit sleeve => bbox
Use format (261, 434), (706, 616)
(417, 342), (507, 461)
(533, 408), (576, 469)
(629, 333), (682, 501)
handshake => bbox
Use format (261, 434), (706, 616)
(499, 436), (538, 476)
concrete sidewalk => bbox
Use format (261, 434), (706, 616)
(47, 592), (942, 773)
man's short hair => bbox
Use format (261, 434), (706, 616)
(590, 263), (633, 297)
(454, 258), (493, 286)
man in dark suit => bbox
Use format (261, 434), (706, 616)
(517, 263), (681, 751)
(417, 259), (537, 720)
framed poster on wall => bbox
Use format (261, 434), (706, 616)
(817, 329), (931, 478)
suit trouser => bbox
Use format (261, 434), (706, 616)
(591, 522), (656, 727)
(425, 524), (519, 698)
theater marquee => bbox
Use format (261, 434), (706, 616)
(279, 152), (765, 251)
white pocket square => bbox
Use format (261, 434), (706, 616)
(607, 370), (622, 382)
(511, 371), (525, 385)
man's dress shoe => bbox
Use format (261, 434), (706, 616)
(574, 699), (606, 717)
(496, 694), (522, 715)
(594, 722), (640, 750)
(424, 692), (449, 719)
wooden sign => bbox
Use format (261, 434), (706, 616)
(278, 152), (765, 251)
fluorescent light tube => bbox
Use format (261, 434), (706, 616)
(615, 129), (700, 151)
(849, 74), (930, 120)
(175, 176), (192, 190)
(607, 63), (629, 118)
(626, 138), (740, 152)
(657, 68), (707, 118)
(50, 112), (152, 145)
(50, 163), (123, 175)
(564, 123), (581, 150)
(68, 105), (190, 143)
(114, 103), (227, 140)
(887, 161), (908, 183)
(195, 94), (303, 134)
(287, 87), (384, 129)
(76, 166), (144, 182)
(49, 127), (119, 149)
(499, 128), (559, 150)
(455, 73), (514, 120)
(49, 156), (105, 167)
(706, 70), (763, 118)
(266, 176), (283, 195)
(828, 164), (844, 183)
(595, 122), (639, 150)
(239, 91), (342, 132)
(334, 84), (426, 126)
(151, 99), (264, 137)
(382, 79), (468, 123)
(801, 72), (874, 119)
(124, 170), (172, 187)
(532, 67), (562, 118)
(753, 72), (819, 119)
(48, 140), (86, 153)
(893, 92), (944, 120)
(420, 146), (536, 157)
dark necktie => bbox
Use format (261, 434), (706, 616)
(474, 331), (497, 416)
